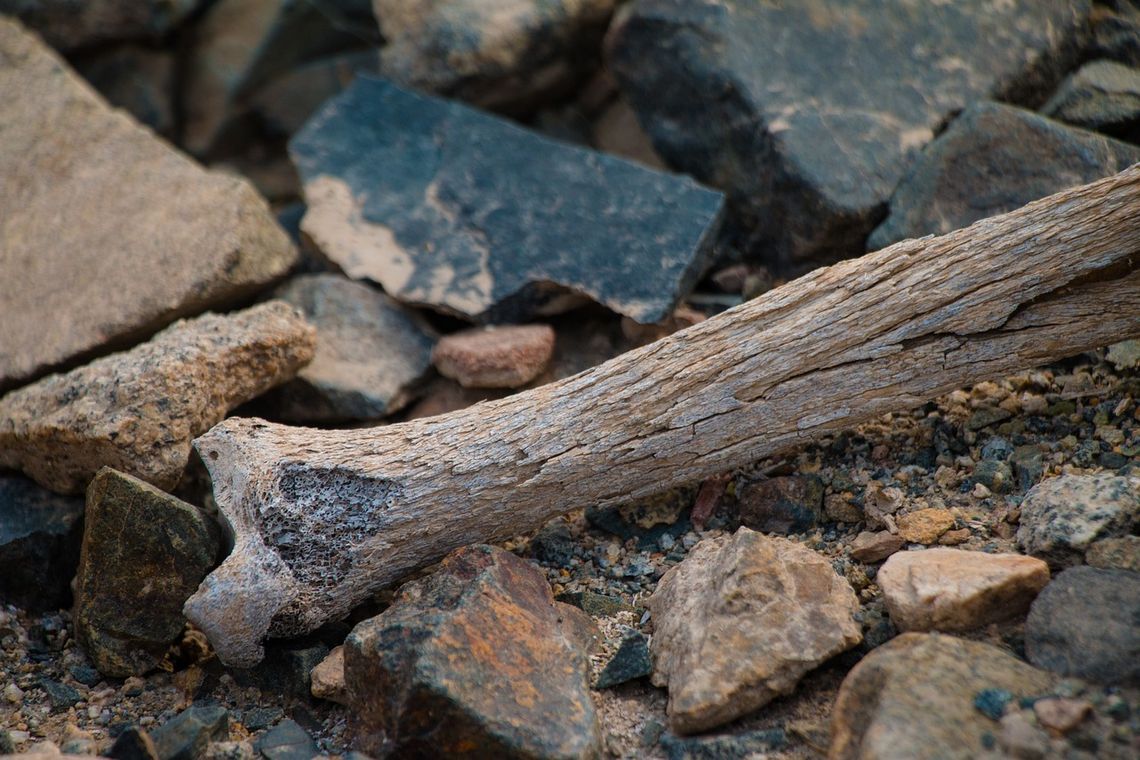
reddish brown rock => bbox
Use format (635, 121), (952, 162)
(897, 508), (956, 544)
(0, 302), (315, 494)
(735, 474), (824, 535)
(878, 548), (1050, 632)
(850, 531), (905, 564)
(1034, 697), (1091, 735)
(432, 325), (556, 389)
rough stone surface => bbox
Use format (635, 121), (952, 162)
(869, 102), (1140, 249)
(1107, 338), (1140, 370)
(1025, 566), (1140, 685)
(0, 301), (316, 495)
(1033, 697), (1091, 735)
(1085, 535), (1140, 572)
(261, 274), (436, 423)
(252, 720), (317, 760)
(735, 475), (824, 535)
(374, 0), (616, 112)
(658, 729), (787, 760)
(896, 508), (955, 545)
(0, 475), (84, 610)
(1042, 59), (1140, 140)
(649, 528), (862, 735)
(1016, 473), (1140, 568)
(850, 531), (905, 564)
(593, 628), (652, 690)
(878, 548), (1050, 633)
(74, 468), (221, 677)
(290, 76), (724, 324)
(0, 18), (298, 391)
(344, 545), (602, 759)
(0, 0), (197, 50)
(830, 633), (1055, 760)
(432, 325), (556, 389)
(75, 46), (175, 137)
(107, 727), (159, 760)
(252, 51), (379, 138)
(607, 0), (1089, 266)
(151, 705), (229, 760)
(309, 645), (348, 705)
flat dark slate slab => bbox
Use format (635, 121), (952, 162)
(290, 76), (724, 324)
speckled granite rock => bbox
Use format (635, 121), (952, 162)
(869, 102), (1140, 249)
(345, 545), (602, 759)
(830, 633), (1055, 760)
(0, 18), (298, 391)
(290, 76), (724, 324)
(0, 301), (316, 495)
(0, 0), (198, 50)
(1016, 473), (1140, 568)
(374, 0), (616, 112)
(432, 325), (555, 389)
(878, 549), (1049, 632)
(1042, 60), (1140, 140)
(74, 468), (221, 677)
(74, 46), (175, 137)
(649, 528), (862, 734)
(0, 476), (84, 611)
(607, 0), (1088, 266)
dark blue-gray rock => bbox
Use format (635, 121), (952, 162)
(0, 475), (84, 610)
(232, 640), (329, 700)
(152, 705), (230, 760)
(257, 274), (436, 423)
(1089, 0), (1140, 68)
(1025, 566), (1140, 685)
(973, 461), (1014, 495)
(868, 102), (1140, 250)
(735, 475), (824, 535)
(1016, 473), (1140, 568)
(253, 720), (317, 760)
(980, 437), (1013, 462)
(607, 0), (1089, 267)
(39, 677), (81, 712)
(290, 76), (724, 324)
(74, 45), (174, 137)
(252, 51), (379, 138)
(1011, 445), (1046, 491)
(659, 728), (787, 760)
(108, 726), (160, 760)
(74, 468), (221, 677)
(1042, 60), (1140, 141)
(594, 627), (652, 689)
(0, 0), (198, 51)
(374, 0), (616, 113)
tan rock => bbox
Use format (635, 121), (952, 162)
(0, 18), (297, 391)
(310, 645), (348, 705)
(878, 548), (1049, 632)
(0, 302), (315, 494)
(649, 528), (862, 734)
(1034, 697), (1091, 735)
(1085, 535), (1140, 572)
(850, 530), (905, 563)
(896, 508), (955, 544)
(432, 325), (556, 389)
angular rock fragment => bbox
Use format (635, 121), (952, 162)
(608, 0), (1089, 266)
(1025, 566), (1140, 684)
(345, 545), (601, 759)
(74, 46), (175, 137)
(869, 102), (1140, 249)
(649, 528), (862, 734)
(262, 274), (435, 423)
(1016, 473), (1140, 568)
(0, 476), (84, 611)
(0, 0), (197, 51)
(0, 18), (298, 391)
(151, 705), (229, 760)
(0, 302), (316, 494)
(896, 508), (955, 545)
(878, 548), (1050, 633)
(850, 531), (905, 564)
(829, 633), (1055, 760)
(374, 0), (616, 112)
(433, 325), (555, 389)
(253, 720), (317, 760)
(309, 645), (348, 705)
(593, 628), (652, 689)
(734, 474), (824, 535)
(291, 76), (724, 324)
(1042, 60), (1140, 140)
(74, 468), (221, 677)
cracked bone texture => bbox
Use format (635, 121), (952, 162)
(185, 168), (1140, 667)
(0, 301), (316, 495)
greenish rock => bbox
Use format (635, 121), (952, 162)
(973, 460), (1014, 494)
(1107, 339), (1140, 371)
(0, 730), (15, 754)
(966, 406), (1013, 432)
(0, 474), (84, 611)
(659, 728), (787, 760)
(1010, 445), (1045, 491)
(253, 719), (317, 760)
(735, 475), (825, 535)
(1042, 60), (1140, 141)
(974, 688), (1014, 721)
(74, 468), (221, 677)
(555, 591), (637, 619)
(594, 628), (652, 689)
(152, 705), (230, 760)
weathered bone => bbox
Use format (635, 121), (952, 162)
(189, 167), (1140, 667)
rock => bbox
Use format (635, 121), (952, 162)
(0, 18), (298, 391)
(649, 528), (862, 734)
(345, 544), (602, 758)
(261, 274), (436, 423)
(0, 301), (316, 494)
(594, 628), (652, 689)
(829, 633), (1055, 760)
(868, 102), (1140, 249)
(181, 0), (378, 157)
(896, 508), (955, 545)
(973, 460), (1014, 494)
(0, 0), (197, 50)
(1011, 445), (1046, 491)
(1090, 0), (1140, 67)
(202, 743), (254, 760)
(151, 706), (229, 760)
(232, 641), (329, 700)
(1024, 566), (1140, 684)
(59, 726), (97, 756)
(998, 711), (1050, 760)
(39, 678), (81, 712)
(251, 51), (379, 138)
(966, 407), (1013, 432)
(401, 377), (508, 420)
(290, 76), (724, 324)
(74, 46), (175, 137)
(824, 492), (863, 524)
(252, 720), (316, 760)
(1033, 697), (1091, 734)
(555, 591), (637, 619)
(607, 0), (1088, 266)
(1086, 535), (1140, 572)
(432, 325), (556, 389)
(74, 468), (221, 677)
(592, 96), (667, 171)
(1016, 473), (1140, 568)
(657, 729), (787, 760)
(373, 0), (616, 112)
(1042, 59), (1140, 140)
(0, 475), (84, 610)
(107, 727), (159, 760)
(878, 548), (1050, 632)
(1106, 338), (1140, 370)
(734, 475), (824, 535)
(309, 645), (348, 705)
(850, 531), (905, 564)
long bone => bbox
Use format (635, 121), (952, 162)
(189, 167), (1140, 667)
